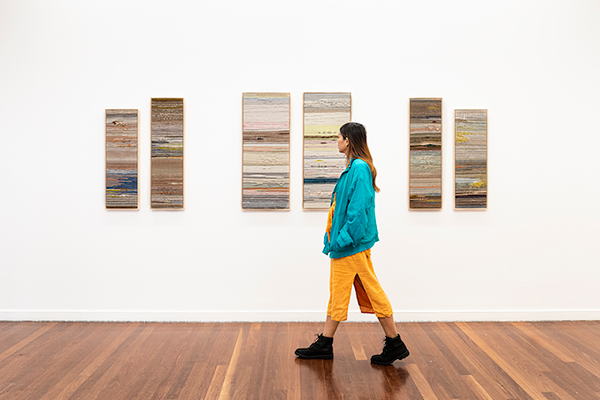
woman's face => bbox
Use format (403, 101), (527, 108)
(337, 132), (349, 155)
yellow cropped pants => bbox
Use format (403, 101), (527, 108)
(327, 249), (394, 322)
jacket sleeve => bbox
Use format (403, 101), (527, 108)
(335, 165), (371, 249)
(322, 232), (330, 255)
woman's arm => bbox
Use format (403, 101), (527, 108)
(335, 164), (372, 249)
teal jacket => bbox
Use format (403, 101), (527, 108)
(323, 158), (379, 259)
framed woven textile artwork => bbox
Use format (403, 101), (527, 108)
(105, 109), (139, 209)
(303, 92), (351, 209)
(151, 98), (184, 209)
(455, 109), (488, 209)
(242, 93), (290, 210)
(409, 98), (442, 210)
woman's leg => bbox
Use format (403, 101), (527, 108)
(353, 250), (394, 322)
(350, 250), (409, 364)
(378, 315), (398, 338)
(323, 315), (340, 337)
(294, 257), (352, 359)
(326, 257), (356, 323)
(295, 315), (338, 359)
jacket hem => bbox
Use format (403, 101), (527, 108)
(328, 239), (378, 259)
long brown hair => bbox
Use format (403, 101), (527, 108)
(340, 122), (380, 192)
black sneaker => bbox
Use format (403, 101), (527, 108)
(370, 334), (409, 365)
(295, 334), (334, 359)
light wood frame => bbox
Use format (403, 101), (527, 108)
(105, 109), (139, 210)
(150, 98), (185, 210)
(408, 97), (443, 211)
(302, 92), (352, 211)
(454, 109), (488, 211)
(241, 92), (291, 211)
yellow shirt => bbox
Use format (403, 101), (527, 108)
(326, 194), (336, 242)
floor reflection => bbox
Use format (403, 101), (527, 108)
(296, 356), (410, 399)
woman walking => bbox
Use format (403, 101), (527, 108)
(295, 122), (409, 365)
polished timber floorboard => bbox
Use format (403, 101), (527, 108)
(1, 321), (600, 399)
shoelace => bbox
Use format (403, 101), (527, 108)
(381, 338), (395, 354)
(309, 334), (324, 348)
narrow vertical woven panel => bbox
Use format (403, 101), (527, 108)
(409, 98), (442, 210)
(455, 109), (487, 210)
(106, 109), (139, 209)
(242, 93), (290, 210)
(303, 92), (351, 210)
(151, 98), (184, 209)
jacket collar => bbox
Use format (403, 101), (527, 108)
(342, 157), (357, 174)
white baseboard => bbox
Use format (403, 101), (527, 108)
(1, 310), (599, 322)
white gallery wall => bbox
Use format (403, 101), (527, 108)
(1, 0), (599, 322)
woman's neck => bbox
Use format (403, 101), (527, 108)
(344, 149), (352, 163)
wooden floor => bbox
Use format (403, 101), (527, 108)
(1, 321), (600, 399)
